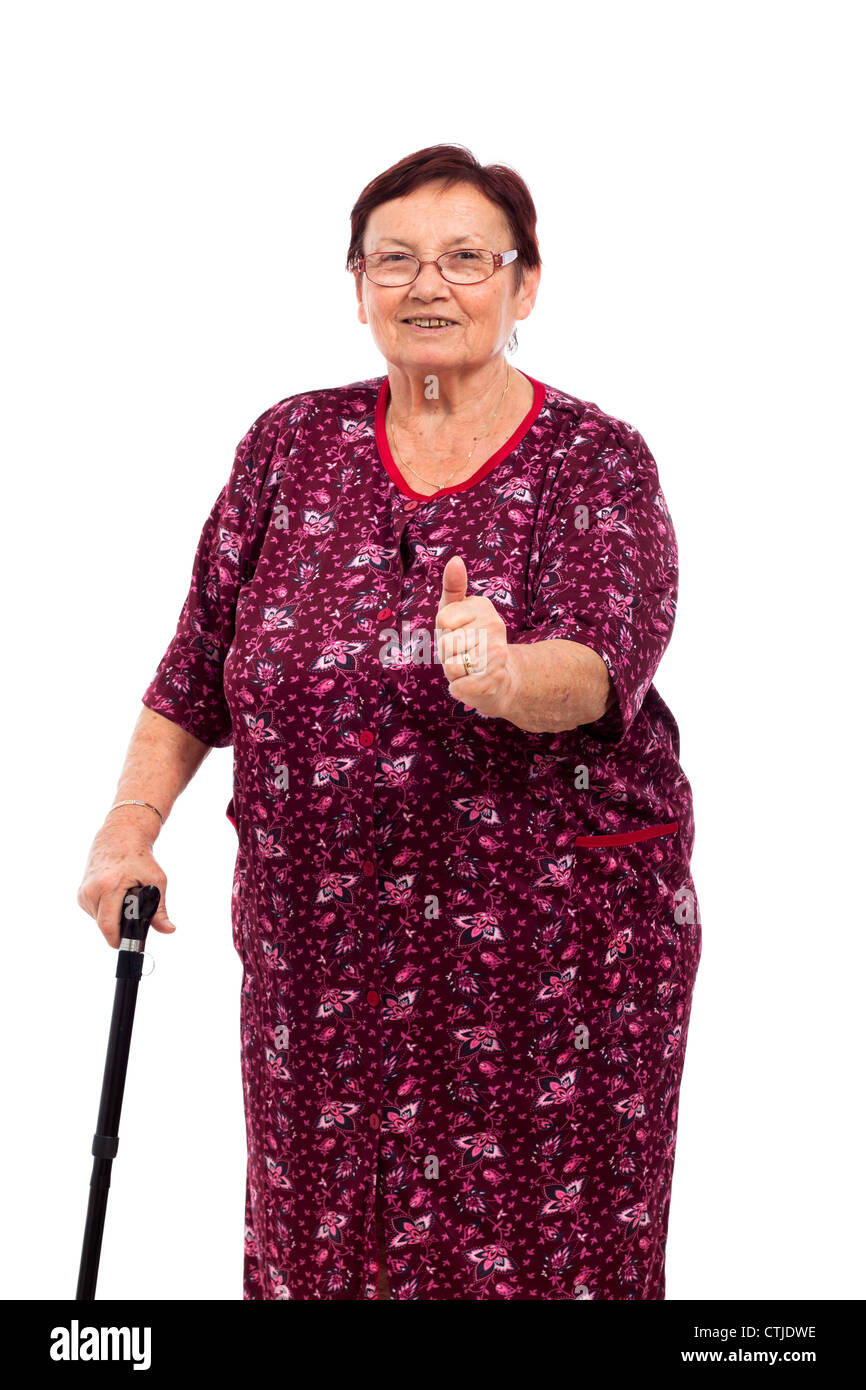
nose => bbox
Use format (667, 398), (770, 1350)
(407, 261), (454, 306)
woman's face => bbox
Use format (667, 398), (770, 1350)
(354, 180), (538, 373)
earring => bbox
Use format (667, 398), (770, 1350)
(506, 329), (518, 354)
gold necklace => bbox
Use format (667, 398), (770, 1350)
(386, 362), (512, 494)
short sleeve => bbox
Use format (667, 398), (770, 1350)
(511, 419), (678, 744)
(140, 401), (292, 747)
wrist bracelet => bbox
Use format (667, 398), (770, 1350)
(108, 799), (165, 825)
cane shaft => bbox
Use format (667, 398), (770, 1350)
(76, 885), (159, 1300)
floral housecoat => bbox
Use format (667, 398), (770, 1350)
(141, 370), (702, 1300)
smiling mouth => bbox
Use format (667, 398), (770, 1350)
(402, 317), (457, 329)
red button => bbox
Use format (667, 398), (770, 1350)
(369, 1113), (380, 1130)
(377, 608), (394, 621)
(366, 989), (380, 1006)
(403, 499), (418, 512)
(359, 730), (374, 747)
(362, 860), (375, 876)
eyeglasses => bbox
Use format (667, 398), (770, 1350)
(351, 248), (518, 286)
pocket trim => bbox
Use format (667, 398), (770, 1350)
(573, 819), (679, 848)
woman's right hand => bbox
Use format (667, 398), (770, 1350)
(77, 810), (178, 949)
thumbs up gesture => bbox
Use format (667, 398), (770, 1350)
(435, 555), (517, 720)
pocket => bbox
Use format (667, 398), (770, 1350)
(231, 902), (246, 960)
(570, 824), (698, 1020)
(230, 854), (247, 960)
(571, 819), (679, 848)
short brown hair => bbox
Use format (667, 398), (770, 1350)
(346, 143), (541, 293)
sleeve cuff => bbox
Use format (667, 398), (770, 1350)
(140, 689), (233, 749)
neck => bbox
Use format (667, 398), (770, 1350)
(386, 358), (511, 429)
(386, 362), (514, 492)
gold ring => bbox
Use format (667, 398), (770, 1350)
(462, 649), (474, 676)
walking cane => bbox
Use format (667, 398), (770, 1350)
(76, 883), (161, 1300)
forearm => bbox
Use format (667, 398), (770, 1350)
(505, 639), (613, 734)
(108, 706), (213, 843)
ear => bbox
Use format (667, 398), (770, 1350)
(352, 266), (367, 322)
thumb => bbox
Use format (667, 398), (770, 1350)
(439, 554), (468, 611)
(150, 900), (177, 934)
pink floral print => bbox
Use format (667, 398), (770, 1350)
(141, 370), (701, 1300)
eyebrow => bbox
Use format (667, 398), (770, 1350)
(373, 234), (486, 251)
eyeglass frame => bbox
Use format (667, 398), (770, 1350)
(349, 247), (519, 286)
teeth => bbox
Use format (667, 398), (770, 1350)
(407, 318), (453, 327)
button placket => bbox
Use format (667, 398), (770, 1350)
(364, 564), (402, 1284)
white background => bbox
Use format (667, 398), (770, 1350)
(1, 0), (862, 1301)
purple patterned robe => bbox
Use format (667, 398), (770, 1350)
(141, 370), (701, 1300)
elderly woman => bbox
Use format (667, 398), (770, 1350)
(78, 143), (701, 1302)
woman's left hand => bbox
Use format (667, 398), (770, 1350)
(435, 555), (520, 721)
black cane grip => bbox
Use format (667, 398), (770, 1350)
(119, 884), (161, 944)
